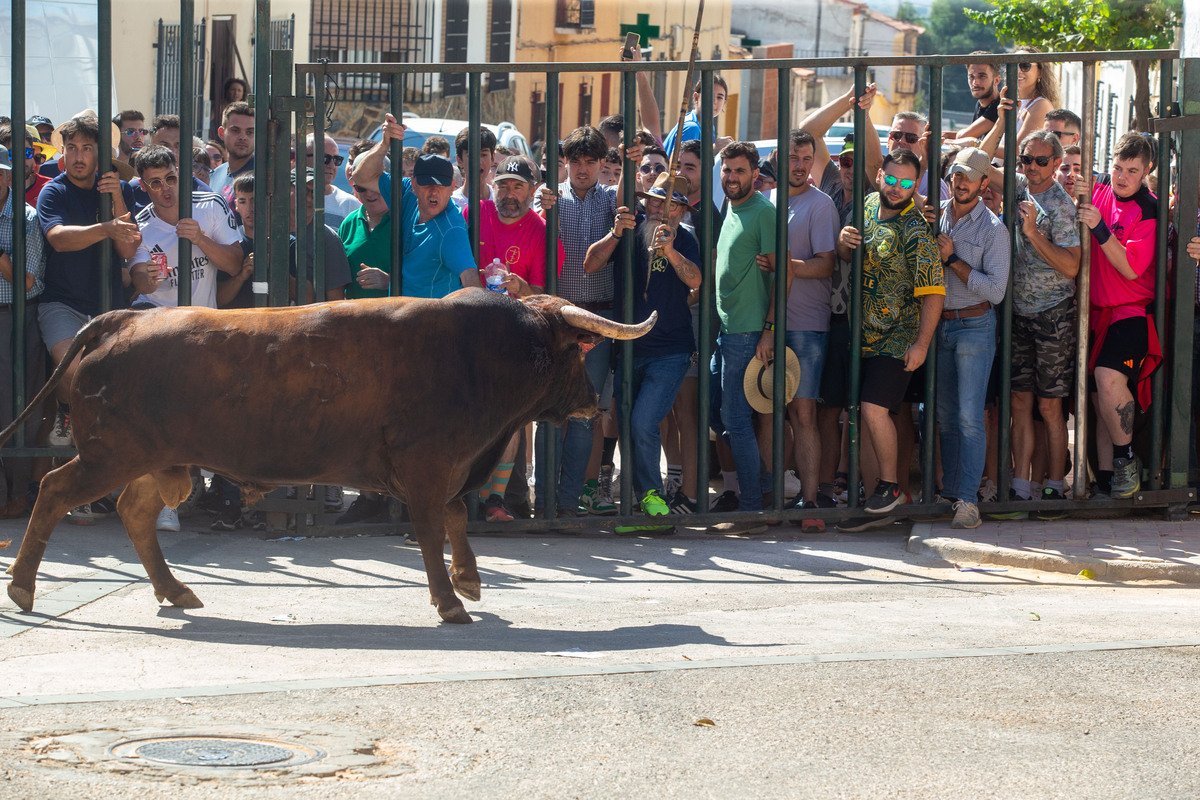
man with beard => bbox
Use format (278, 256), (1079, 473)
(207, 102), (255, 204)
(585, 172), (702, 524)
(943, 55), (1003, 146)
(981, 111), (1080, 515)
(933, 148), (1010, 529)
(765, 130), (838, 531)
(708, 140), (779, 534)
(114, 110), (148, 160)
(834, 149), (944, 531)
(888, 110), (947, 201)
(35, 115), (140, 523)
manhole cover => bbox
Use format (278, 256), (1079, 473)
(108, 735), (325, 769)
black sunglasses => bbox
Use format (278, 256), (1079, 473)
(889, 130), (920, 144)
(1018, 62), (1034, 72)
(305, 153), (345, 166)
(1019, 154), (1053, 167)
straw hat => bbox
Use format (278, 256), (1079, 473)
(743, 347), (801, 414)
(49, 110), (122, 156)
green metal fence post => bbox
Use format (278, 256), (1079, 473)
(1149, 58), (1172, 490)
(695, 69), (714, 510)
(1170, 55), (1199, 489)
(771, 67), (789, 514)
(923, 63), (942, 506)
(253, 0), (271, 307)
(97, 0), (113, 313)
(541, 71), (560, 520)
(294, 74), (309, 307)
(11, 0), (28, 447)
(177, 0), (194, 308)
(847, 65), (867, 510)
(998, 61), (1018, 502)
(1073, 61), (1096, 500)
(312, 68), (327, 302)
(468, 72), (482, 264)
(269, 49), (294, 309)
(389, 74), (404, 297)
(619, 68), (636, 517)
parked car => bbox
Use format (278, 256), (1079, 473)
(367, 117), (533, 159)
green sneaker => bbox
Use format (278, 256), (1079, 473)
(640, 489), (669, 517)
(579, 479), (618, 516)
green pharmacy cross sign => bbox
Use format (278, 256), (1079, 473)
(620, 13), (661, 41)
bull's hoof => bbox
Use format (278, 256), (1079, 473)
(7, 583), (33, 612)
(156, 588), (204, 609)
(450, 575), (481, 602)
(438, 605), (473, 624)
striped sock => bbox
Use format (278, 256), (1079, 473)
(490, 462), (515, 497)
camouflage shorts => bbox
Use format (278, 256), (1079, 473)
(1011, 297), (1076, 398)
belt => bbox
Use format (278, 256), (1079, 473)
(574, 301), (613, 312)
(941, 300), (992, 321)
(830, 312), (848, 325)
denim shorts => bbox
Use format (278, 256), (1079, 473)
(37, 301), (91, 351)
(785, 330), (828, 401)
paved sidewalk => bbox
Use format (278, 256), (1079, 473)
(909, 515), (1200, 582)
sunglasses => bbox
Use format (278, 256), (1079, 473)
(838, 154), (853, 168)
(1018, 62), (1034, 73)
(24, 147), (36, 159)
(1048, 130), (1074, 140)
(144, 173), (180, 191)
(888, 130), (920, 144)
(882, 174), (915, 190)
(122, 128), (150, 137)
(1019, 154), (1053, 167)
(307, 153), (345, 166)
(638, 163), (667, 175)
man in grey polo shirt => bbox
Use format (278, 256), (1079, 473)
(935, 147), (1010, 529)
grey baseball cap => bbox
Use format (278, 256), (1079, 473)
(0, 144), (11, 172)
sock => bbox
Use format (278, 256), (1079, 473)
(1031, 481), (1043, 497)
(667, 464), (682, 482)
(601, 437), (617, 468)
(722, 471), (740, 493)
(1012, 478), (1032, 500)
(490, 462), (514, 497)
(1112, 443), (1134, 463)
(1098, 470), (1113, 494)
(1047, 479), (1064, 493)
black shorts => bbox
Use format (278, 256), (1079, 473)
(903, 363), (926, 405)
(860, 355), (912, 415)
(1093, 316), (1149, 381)
(817, 316), (851, 409)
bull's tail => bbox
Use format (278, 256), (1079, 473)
(0, 316), (108, 450)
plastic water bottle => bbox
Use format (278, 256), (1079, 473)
(485, 258), (508, 294)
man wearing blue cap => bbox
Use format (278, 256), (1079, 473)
(350, 113), (479, 299)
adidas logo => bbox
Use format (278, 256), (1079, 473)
(1124, 359), (1135, 369)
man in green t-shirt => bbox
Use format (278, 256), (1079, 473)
(835, 149), (944, 526)
(709, 141), (781, 534)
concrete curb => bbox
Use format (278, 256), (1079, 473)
(907, 523), (1200, 584)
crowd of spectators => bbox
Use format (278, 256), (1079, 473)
(0, 43), (1197, 534)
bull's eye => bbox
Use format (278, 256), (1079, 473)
(579, 341), (596, 356)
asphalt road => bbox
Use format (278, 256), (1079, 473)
(1, 519), (1198, 798)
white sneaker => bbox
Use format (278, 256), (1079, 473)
(156, 506), (181, 532)
(324, 484), (344, 512)
(978, 478), (998, 504)
(783, 470), (802, 499)
(951, 500), (982, 529)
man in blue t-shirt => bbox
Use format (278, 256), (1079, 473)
(585, 172), (702, 521)
(351, 115), (479, 298)
(663, 75), (733, 158)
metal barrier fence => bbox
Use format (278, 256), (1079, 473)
(4, 0), (1196, 528)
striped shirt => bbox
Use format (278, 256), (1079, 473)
(0, 192), (46, 303)
(555, 181), (617, 304)
(938, 197), (1010, 310)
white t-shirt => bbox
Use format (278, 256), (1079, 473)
(132, 192), (241, 309)
(323, 184), (361, 231)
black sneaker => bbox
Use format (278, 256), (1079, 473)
(1112, 455), (1141, 498)
(864, 481), (903, 515)
(1034, 487), (1068, 521)
(710, 490), (739, 513)
(667, 490), (698, 514)
(836, 515), (895, 533)
(210, 503), (242, 531)
(336, 494), (389, 525)
(815, 492), (838, 509)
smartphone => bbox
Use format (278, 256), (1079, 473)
(622, 32), (639, 61)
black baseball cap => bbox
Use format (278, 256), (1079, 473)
(27, 115), (53, 128)
(413, 154), (454, 187)
(757, 158), (777, 183)
(493, 155), (538, 185)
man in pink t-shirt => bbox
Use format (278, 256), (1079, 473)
(1077, 132), (1159, 498)
(468, 155), (563, 296)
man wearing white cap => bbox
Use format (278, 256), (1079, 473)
(935, 147), (1010, 529)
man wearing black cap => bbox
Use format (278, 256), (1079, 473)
(584, 172), (702, 520)
(350, 113), (479, 298)
(28, 115), (54, 143)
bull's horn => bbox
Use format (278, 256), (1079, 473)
(561, 306), (657, 340)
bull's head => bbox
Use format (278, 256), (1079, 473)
(521, 295), (657, 424)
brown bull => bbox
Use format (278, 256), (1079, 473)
(0, 292), (654, 624)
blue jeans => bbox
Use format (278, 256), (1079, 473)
(711, 331), (771, 511)
(622, 352), (691, 499)
(534, 317), (613, 510)
(936, 309), (997, 503)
